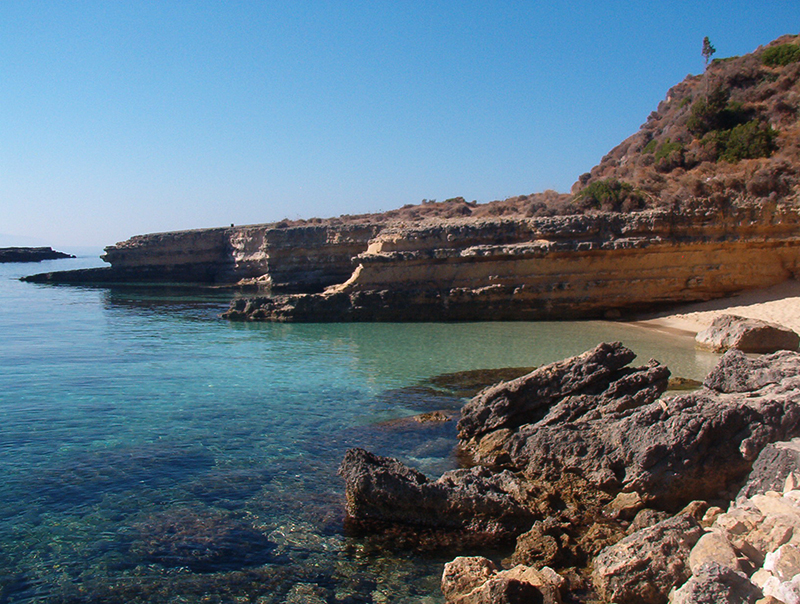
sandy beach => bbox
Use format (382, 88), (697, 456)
(634, 279), (800, 337)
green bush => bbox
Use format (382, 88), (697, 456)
(573, 179), (647, 212)
(701, 120), (777, 163)
(762, 44), (800, 67)
(654, 139), (684, 161)
(643, 139), (658, 154)
(718, 121), (777, 162)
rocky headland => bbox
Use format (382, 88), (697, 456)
(22, 35), (800, 323)
(339, 341), (800, 603)
(1, 246), (74, 263)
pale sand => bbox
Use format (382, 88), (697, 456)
(633, 280), (800, 337)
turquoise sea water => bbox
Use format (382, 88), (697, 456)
(0, 254), (721, 603)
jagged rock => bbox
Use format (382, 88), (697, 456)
(670, 561), (763, 604)
(441, 557), (498, 602)
(765, 544), (800, 581)
(696, 314), (800, 354)
(604, 491), (644, 520)
(591, 513), (704, 604)
(338, 448), (536, 536)
(441, 557), (563, 604)
(459, 347), (800, 509)
(458, 342), (640, 440)
(628, 508), (669, 533)
(703, 349), (800, 394)
(762, 574), (800, 604)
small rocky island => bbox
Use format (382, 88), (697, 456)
(0, 247), (75, 263)
(339, 341), (800, 603)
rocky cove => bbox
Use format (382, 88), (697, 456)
(340, 341), (800, 603)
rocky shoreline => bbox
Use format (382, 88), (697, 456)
(340, 340), (800, 603)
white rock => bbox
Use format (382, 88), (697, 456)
(765, 544), (800, 582)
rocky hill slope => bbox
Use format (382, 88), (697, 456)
(24, 35), (800, 321)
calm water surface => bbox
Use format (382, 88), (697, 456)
(0, 254), (721, 603)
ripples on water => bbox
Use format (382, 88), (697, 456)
(0, 254), (720, 603)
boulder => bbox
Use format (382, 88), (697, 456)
(696, 314), (800, 353)
(591, 513), (704, 604)
(670, 561), (763, 604)
(338, 448), (536, 536)
(441, 557), (498, 602)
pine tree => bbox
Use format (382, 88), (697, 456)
(702, 37), (716, 96)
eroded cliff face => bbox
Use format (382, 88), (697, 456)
(223, 203), (800, 321)
(25, 223), (381, 290)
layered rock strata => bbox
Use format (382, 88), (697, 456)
(224, 204), (800, 321)
(23, 223), (380, 290)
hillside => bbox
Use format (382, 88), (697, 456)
(573, 33), (800, 212)
(269, 34), (800, 226)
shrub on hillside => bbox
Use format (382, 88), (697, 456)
(702, 120), (777, 163)
(762, 44), (800, 67)
(572, 178), (647, 212)
(686, 87), (750, 136)
(653, 139), (686, 172)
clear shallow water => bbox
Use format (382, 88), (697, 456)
(0, 255), (721, 603)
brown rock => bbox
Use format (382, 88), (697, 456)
(765, 543), (800, 582)
(605, 491), (645, 520)
(441, 557), (498, 602)
(592, 514), (704, 604)
(441, 558), (564, 604)
(690, 531), (742, 574)
(338, 448), (536, 536)
(670, 561), (763, 604)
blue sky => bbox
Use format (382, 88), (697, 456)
(2, 2), (798, 248)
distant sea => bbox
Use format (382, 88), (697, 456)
(0, 253), (721, 603)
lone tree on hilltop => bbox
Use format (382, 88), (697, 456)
(702, 36), (716, 69)
(702, 36), (716, 96)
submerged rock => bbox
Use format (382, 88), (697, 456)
(696, 314), (800, 354)
(129, 506), (275, 572)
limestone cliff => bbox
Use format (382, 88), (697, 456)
(222, 203), (800, 321)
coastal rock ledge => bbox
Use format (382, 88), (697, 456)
(222, 206), (800, 322)
(340, 342), (800, 602)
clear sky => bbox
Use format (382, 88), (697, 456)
(2, 2), (798, 248)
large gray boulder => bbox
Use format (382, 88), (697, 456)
(338, 448), (536, 536)
(696, 314), (800, 353)
(737, 438), (800, 500)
